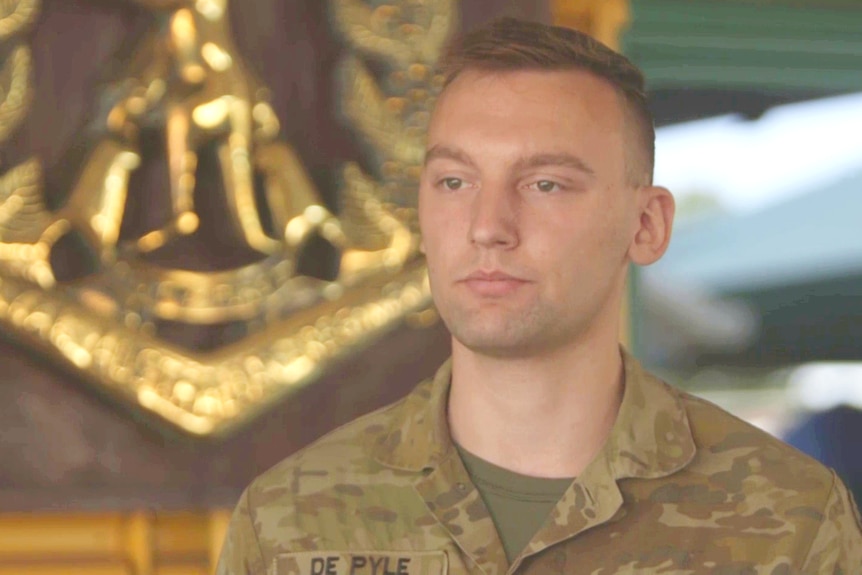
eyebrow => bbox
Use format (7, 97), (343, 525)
(423, 145), (477, 168)
(423, 146), (595, 178)
(512, 153), (595, 177)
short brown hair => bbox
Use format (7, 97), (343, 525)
(438, 18), (655, 186)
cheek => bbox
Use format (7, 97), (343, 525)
(419, 196), (462, 251)
(417, 192), (436, 247)
(531, 204), (625, 271)
(583, 194), (635, 251)
(418, 208), (449, 272)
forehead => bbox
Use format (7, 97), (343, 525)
(427, 69), (628, 170)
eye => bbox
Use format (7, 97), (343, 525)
(440, 177), (464, 190)
(531, 180), (561, 193)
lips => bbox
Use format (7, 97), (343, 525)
(459, 270), (529, 297)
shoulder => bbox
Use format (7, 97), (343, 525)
(232, 395), (417, 555)
(215, 397), (414, 572)
(675, 386), (835, 500)
(248, 395), (408, 502)
(219, 377), (447, 563)
(677, 388), (862, 567)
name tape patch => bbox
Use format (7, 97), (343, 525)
(274, 551), (448, 575)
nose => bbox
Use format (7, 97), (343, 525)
(468, 184), (519, 249)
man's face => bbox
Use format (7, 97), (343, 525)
(418, 68), (644, 358)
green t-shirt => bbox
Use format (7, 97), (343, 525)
(456, 444), (574, 563)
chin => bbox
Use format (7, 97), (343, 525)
(450, 325), (542, 357)
(446, 311), (587, 359)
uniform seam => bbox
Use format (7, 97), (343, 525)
(797, 469), (838, 570)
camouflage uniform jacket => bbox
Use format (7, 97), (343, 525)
(217, 353), (862, 574)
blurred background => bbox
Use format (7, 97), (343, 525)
(625, 0), (862, 519)
(0, 0), (859, 573)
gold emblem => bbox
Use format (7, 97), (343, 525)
(0, 0), (455, 435)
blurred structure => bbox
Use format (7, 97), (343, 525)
(0, 0), (441, 439)
(623, 0), (862, 369)
(626, 0), (862, 122)
(551, 0), (629, 50)
(635, 271), (759, 367)
(645, 169), (862, 367)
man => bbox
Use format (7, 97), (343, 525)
(217, 18), (862, 574)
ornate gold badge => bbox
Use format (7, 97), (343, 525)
(0, 0), (456, 435)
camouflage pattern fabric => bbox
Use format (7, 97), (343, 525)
(217, 352), (862, 574)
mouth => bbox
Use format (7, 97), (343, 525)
(458, 270), (530, 297)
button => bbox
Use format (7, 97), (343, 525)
(456, 482), (467, 492)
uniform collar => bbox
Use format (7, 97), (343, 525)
(371, 350), (696, 480)
(603, 349), (696, 480)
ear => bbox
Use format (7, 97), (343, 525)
(628, 186), (674, 266)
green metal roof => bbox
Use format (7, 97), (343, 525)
(626, 0), (862, 92)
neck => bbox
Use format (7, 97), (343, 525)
(448, 333), (625, 479)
